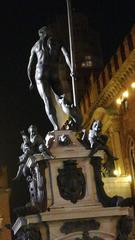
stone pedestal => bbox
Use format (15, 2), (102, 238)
(12, 130), (133, 240)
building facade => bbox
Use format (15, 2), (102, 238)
(80, 24), (135, 195)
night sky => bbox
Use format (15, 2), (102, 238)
(0, 0), (135, 219)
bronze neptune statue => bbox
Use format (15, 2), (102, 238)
(27, 26), (82, 130)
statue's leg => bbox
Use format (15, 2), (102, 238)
(13, 163), (24, 180)
(36, 79), (59, 130)
(44, 95), (60, 130)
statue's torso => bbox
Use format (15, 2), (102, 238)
(34, 39), (61, 70)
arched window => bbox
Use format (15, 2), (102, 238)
(127, 135), (135, 167)
(126, 135), (135, 177)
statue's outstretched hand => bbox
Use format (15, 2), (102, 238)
(70, 71), (76, 79)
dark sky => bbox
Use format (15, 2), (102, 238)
(0, 0), (135, 216)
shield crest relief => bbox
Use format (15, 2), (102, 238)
(57, 160), (86, 203)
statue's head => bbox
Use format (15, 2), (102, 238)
(28, 125), (37, 136)
(91, 120), (102, 133)
(38, 26), (52, 38)
(20, 130), (29, 143)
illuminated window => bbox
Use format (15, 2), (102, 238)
(81, 55), (93, 68)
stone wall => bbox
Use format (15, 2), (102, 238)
(0, 166), (11, 240)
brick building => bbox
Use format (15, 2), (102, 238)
(0, 165), (11, 239)
(80, 24), (135, 198)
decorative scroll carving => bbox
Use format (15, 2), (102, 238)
(60, 219), (100, 234)
(26, 159), (47, 211)
(15, 225), (42, 240)
(76, 231), (104, 240)
(57, 160), (86, 203)
(116, 216), (133, 240)
(13, 157), (47, 215)
(91, 156), (135, 207)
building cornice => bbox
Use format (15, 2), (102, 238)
(84, 49), (135, 126)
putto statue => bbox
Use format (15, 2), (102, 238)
(28, 124), (54, 158)
(14, 125), (53, 180)
(88, 120), (102, 149)
(27, 26), (82, 130)
(13, 130), (33, 180)
(13, 125), (53, 212)
(80, 120), (117, 176)
(88, 120), (117, 160)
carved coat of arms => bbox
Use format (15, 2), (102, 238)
(57, 160), (86, 203)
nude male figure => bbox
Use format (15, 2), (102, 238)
(27, 26), (81, 130)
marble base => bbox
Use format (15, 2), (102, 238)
(12, 206), (132, 239)
(12, 130), (133, 239)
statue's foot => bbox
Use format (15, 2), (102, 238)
(12, 166), (23, 181)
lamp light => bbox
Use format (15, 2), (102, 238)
(131, 82), (135, 89)
(126, 175), (132, 183)
(113, 167), (121, 177)
(122, 90), (128, 98)
(116, 98), (122, 105)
